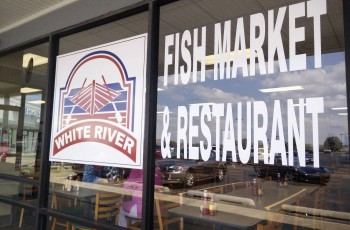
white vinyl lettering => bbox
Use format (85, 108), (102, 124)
(180, 30), (192, 85)
(289, 2), (306, 71)
(232, 17), (248, 78)
(193, 27), (207, 82)
(163, 34), (174, 86)
(269, 100), (287, 165)
(306, 97), (324, 168)
(200, 105), (212, 161)
(223, 103), (236, 162)
(307, 0), (327, 68)
(254, 101), (269, 164)
(174, 33), (180, 85)
(189, 104), (200, 160)
(163, 0), (326, 85)
(177, 106), (188, 159)
(268, 7), (287, 74)
(250, 13), (266, 76)
(212, 104), (225, 160)
(160, 1), (328, 170)
(238, 102), (252, 164)
(214, 21), (231, 80)
(287, 99), (305, 166)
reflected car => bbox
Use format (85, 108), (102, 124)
(254, 164), (330, 185)
(157, 149), (227, 187)
(155, 145), (162, 159)
(305, 153), (314, 165)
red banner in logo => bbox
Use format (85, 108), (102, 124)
(53, 120), (137, 162)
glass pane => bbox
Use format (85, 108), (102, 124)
(1, 202), (36, 229)
(0, 202), (13, 228)
(157, 0), (348, 229)
(0, 180), (37, 229)
(0, 42), (48, 179)
(48, 11), (148, 229)
(0, 179), (38, 204)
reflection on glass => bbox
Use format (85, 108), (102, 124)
(0, 181), (37, 228)
(157, 52), (347, 165)
(156, 0), (348, 229)
(0, 202), (36, 228)
(49, 164), (137, 228)
(0, 43), (48, 179)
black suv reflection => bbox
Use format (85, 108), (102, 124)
(254, 163), (330, 185)
(157, 149), (227, 187)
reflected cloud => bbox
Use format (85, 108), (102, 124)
(157, 52), (347, 145)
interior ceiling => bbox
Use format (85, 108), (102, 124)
(0, 0), (345, 92)
(0, 0), (76, 34)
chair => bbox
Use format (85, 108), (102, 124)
(51, 194), (70, 230)
(154, 196), (183, 230)
(230, 165), (244, 182)
(126, 216), (142, 230)
(19, 185), (38, 228)
(71, 192), (123, 230)
(256, 212), (283, 230)
(127, 196), (183, 230)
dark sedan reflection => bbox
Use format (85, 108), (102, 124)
(157, 149), (227, 187)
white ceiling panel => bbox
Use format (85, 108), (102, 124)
(0, 0), (76, 33)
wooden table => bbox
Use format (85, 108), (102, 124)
(50, 186), (97, 203)
(50, 186), (98, 218)
(169, 181), (319, 229)
(170, 204), (261, 229)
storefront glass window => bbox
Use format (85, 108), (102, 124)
(156, 0), (348, 229)
(49, 12), (148, 229)
(0, 42), (48, 227)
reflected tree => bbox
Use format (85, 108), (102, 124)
(305, 144), (313, 152)
(323, 136), (342, 152)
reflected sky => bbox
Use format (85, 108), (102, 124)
(156, 52), (347, 147)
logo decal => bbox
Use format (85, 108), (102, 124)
(50, 35), (147, 168)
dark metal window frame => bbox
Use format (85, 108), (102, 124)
(0, 0), (349, 229)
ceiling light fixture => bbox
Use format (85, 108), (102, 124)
(20, 87), (42, 94)
(28, 100), (46, 104)
(331, 107), (347, 110)
(259, 86), (304, 93)
(189, 102), (217, 106)
(338, 113), (348, 116)
(293, 103), (307, 107)
(22, 53), (48, 67)
(203, 49), (257, 65)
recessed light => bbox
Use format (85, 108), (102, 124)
(331, 107), (347, 110)
(338, 113), (348, 116)
(22, 53), (48, 67)
(28, 100), (45, 104)
(203, 49), (257, 65)
(259, 86), (304, 93)
(189, 102), (217, 106)
(20, 87), (42, 94)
